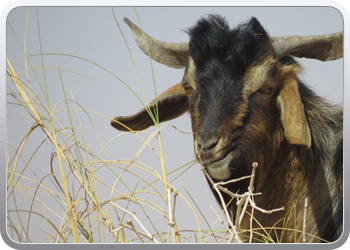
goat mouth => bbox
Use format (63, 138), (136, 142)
(204, 152), (234, 169)
(201, 153), (234, 180)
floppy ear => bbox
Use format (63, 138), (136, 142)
(277, 78), (311, 149)
(111, 83), (189, 131)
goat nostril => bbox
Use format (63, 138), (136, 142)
(198, 136), (219, 153)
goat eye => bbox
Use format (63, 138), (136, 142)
(261, 85), (274, 95)
(183, 82), (193, 94)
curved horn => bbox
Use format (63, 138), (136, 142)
(272, 31), (343, 61)
(124, 17), (189, 69)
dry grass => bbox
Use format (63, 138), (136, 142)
(7, 52), (234, 242)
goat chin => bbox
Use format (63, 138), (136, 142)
(205, 154), (233, 180)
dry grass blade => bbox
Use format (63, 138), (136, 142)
(111, 202), (159, 243)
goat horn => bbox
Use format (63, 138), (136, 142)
(123, 17), (189, 69)
(272, 31), (343, 61)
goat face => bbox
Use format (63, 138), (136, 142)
(185, 16), (286, 181)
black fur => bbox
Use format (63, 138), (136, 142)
(188, 15), (271, 76)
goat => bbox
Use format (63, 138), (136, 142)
(110, 15), (343, 243)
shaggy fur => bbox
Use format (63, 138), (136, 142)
(186, 15), (343, 243)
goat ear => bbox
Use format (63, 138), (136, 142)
(111, 83), (188, 131)
(277, 79), (311, 148)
